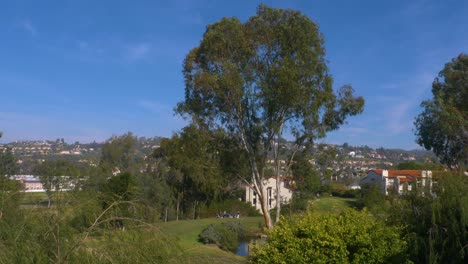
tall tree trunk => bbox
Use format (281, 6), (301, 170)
(165, 207), (168, 222)
(176, 197), (180, 221)
(259, 185), (273, 229)
(274, 124), (284, 224)
(192, 201), (197, 219)
(275, 175), (281, 223)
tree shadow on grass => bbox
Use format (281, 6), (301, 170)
(345, 199), (362, 210)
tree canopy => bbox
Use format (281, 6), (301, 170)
(177, 4), (364, 228)
(100, 132), (142, 175)
(414, 53), (468, 169)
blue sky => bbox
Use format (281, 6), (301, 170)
(0, 0), (466, 149)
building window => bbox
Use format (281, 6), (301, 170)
(267, 187), (272, 208)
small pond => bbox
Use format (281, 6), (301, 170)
(235, 238), (266, 257)
(236, 241), (250, 257)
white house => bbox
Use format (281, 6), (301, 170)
(360, 169), (433, 195)
(10, 175), (77, 192)
(245, 177), (293, 213)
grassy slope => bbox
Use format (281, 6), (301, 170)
(159, 217), (263, 264)
(160, 197), (357, 263)
(308, 196), (358, 214)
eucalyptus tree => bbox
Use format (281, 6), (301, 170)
(414, 53), (468, 170)
(177, 4), (364, 228)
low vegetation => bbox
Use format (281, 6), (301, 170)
(250, 209), (408, 264)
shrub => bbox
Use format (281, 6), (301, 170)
(358, 184), (388, 214)
(329, 183), (348, 197)
(199, 221), (248, 252)
(250, 209), (408, 263)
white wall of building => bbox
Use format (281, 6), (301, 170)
(245, 177), (293, 213)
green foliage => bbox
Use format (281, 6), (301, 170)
(250, 209), (408, 263)
(154, 124), (250, 220)
(100, 132), (142, 175)
(0, 145), (20, 200)
(85, 228), (187, 264)
(291, 152), (321, 194)
(199, 221), (247, 252)
(396, 161), (443, 170)
(329, 183), (348, 197)
(358, 184), (387, 214)
(100, 172), (145, 229)
(177, 4), (364, 227)
(33, 159), (80, 207)
(69, 192), (103, 232)
(414, 53), (468, 169)
(0, 148), (18, 178)
(0, 189), (188, 264)
(389, 173), (468, 263)
(156, 125), (230, 203)
(103, 172), (139, 201)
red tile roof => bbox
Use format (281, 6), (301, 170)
(399, 178), (413, 183)
(370, 169), (423, 178)
(388, 170), (422, 177)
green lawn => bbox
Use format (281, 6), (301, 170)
(20, 192), (49, 207)
(158, 217), (263, 263)
(308, 196), (358, 214)
(158, 197), (358, 263)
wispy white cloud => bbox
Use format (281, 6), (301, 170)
(385, 101), (413, 134)
(399, 0), (436, 18)
(343, 126), (369, 136)
(19, 19), (37, 35)
(125, 43), (152, 60)
(179, 12), (203, 25)
(137, 100), (173, 115)
(377, 71), (434, 134)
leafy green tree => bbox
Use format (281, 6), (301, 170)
(289, 152), (321, 212)
(177, 4), (364, 228)
(155, 124), (246, 220)
(99, 172), (144, 229)
(0, 133), (21, 225)
(0, 147), (19, 192)
(100, 132), (142, 175)
(250, 209), (408, 263)
(396, 161), (443, 170)
(33, 160), (79, 207)
(414, 53), (468, 169)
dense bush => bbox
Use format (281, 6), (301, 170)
(199, 221), (248, 252)
(388, 173), (468, 263)
(357, 183), (388, 214)
(329, 183), (348, 197)
(250, 209), (408, 263)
